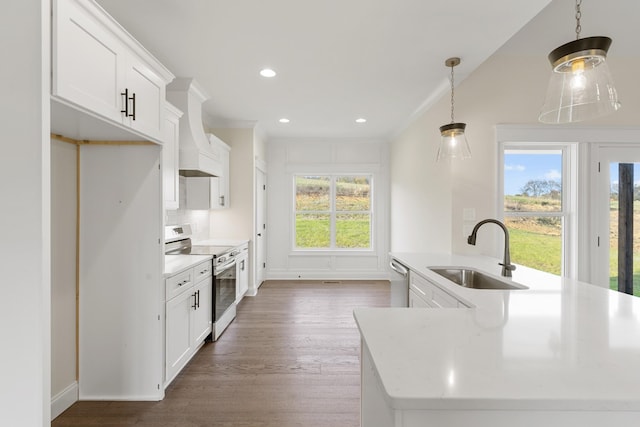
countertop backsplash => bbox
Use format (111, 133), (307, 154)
(164, 176), (211, 241)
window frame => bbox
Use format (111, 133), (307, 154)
(292, 173), (374, 252)
(498, 142), (578, 278)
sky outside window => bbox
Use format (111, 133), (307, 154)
(504, 151), (562, 196)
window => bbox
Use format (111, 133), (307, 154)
(294, 175), (372, 249)
(501, 144), (576, 276)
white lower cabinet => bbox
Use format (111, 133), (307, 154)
(409, 271), (467, 308)
(236, 244), (249, 303)
(408, 289), (430, 308)
(165, 259), (212, 386)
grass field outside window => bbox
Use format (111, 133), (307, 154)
(294, 175), (372, 250)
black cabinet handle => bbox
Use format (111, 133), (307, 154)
(196, 290), (200, 308)
(120, 88), (129, 117)
(120, 88), (136, 120)
(130, 92), (136, 121)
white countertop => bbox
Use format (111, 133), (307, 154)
(164, 254), (212, 277)
(354, 252), (640, 411)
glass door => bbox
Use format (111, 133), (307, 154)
(595, 146), (640, 297)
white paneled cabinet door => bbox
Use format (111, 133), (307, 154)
(165, 289), (193, 384)
(53, 0), (124, 123)
(163, 103), (182, 210)
(124, 55), (166, 141)
(236, 249), (249, 302)
(192, 277), (212, 344)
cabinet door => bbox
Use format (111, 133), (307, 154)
(409, 289), (430, 308)
(236, 254), (249, 302)
(162, 104), (181, 210)
(53, 0), (125, 123)
(166, 290), (193, 382)
(192, 277), (212, 344)
(124, 55), (165, 141)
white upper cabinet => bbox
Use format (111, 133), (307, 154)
(208, 134), (230, 209)
(185, 134), (231, 210)
(52, 0), (174, 143)
(163, 102), (182, 210)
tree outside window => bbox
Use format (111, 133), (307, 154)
(503, 149), (565, 275)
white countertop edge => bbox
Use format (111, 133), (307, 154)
(193, 238), (249, 247)
(164, 254), (213, 277)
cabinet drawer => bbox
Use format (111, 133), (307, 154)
(409, 272), (433, 301)
(431, 286), (458, 308)
(409, 289), (431, 308)
(166, 269), (193, 300)
(193, 260), (212, 283)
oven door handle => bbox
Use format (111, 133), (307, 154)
(216, 260), (236, 274)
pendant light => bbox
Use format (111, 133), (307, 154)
(437, 57), (471, 161)
(539, 0), (620, 124)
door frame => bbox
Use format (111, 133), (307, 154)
(591, 144), (640, 289)
(253, 160), (267, 294)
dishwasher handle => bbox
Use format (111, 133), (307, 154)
(390, 260), (408, 277)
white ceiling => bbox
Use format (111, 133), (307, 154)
(94, 0), (559, 140)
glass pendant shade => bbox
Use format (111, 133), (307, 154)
(539, 36), (620, 124)
(437, 123), (471, 161)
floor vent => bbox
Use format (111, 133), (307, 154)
(322, 280), (342, 284)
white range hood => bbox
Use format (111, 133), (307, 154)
(167, 77), (221, 177)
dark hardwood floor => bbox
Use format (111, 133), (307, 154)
(52, 280), (390, 427)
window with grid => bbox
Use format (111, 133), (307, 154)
(502, 145), (574, 276)
(294, 175), (372, 249)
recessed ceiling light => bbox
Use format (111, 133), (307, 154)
(355, 118), (367, 123)
(260, 68), (276, 78)
(279, 118), (290, 123)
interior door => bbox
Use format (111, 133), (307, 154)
(255, 168), (267, 289)
(594, 145), (640, 297)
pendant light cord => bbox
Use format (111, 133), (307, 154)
(575, 0), (582, 39)
(450, 64), (455, 123)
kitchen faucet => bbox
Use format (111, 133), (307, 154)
(467, 219), (516, 277)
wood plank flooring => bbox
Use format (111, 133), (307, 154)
(52, 280), (390, 427)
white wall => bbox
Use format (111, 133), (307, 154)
(266, 139), (389, 280)
(51, 139), (78, 417)
(0, 1), (50, 425)
(389, 100), (453, 254)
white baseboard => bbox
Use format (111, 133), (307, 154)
(51, 381), (78, 420)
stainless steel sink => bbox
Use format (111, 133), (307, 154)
(428, 267), (528, 290)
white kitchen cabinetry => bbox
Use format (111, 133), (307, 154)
(165, 259), (212, 386)
(236, 244), (249, 303)
(162, 102), (182, 210)
(209, 133), (230, 209)
(52, 0), (174, 143)
(185, 135), (230, 209)
(409, 271), (466, 308)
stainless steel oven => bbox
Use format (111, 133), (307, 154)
(213, 253), (236, 324)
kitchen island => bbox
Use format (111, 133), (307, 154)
(355, 252), (640, 427)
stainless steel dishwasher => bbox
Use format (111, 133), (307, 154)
(389, 258), (409, 307)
